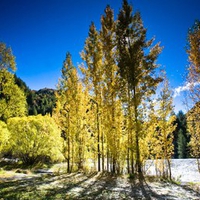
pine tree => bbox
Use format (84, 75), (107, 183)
(177, 129), (187, 158)
(116, 0), (162, 174)
(173, 111), (188, 158)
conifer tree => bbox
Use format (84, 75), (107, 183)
(116, 0), (162, 174)
(173, 111), (188, 158)
(177, 129), (187, 158)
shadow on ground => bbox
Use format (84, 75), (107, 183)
(0, 171), (199, 199)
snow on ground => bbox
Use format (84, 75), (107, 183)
(33, 172), (200, 200)
(0, 159), (200, 199)
(144, 159), (200, 183)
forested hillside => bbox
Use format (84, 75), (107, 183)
(15, 75), (56, 116)
(0, 0), (199, 178)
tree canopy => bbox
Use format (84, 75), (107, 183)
(7, 115), (64, 165)
(0, 1), (199, 176)
(0, 42), (16, 72)
(0, 69), (27, 122)
(0, 120), (10, 154)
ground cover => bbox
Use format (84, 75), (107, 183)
(0, 160), (199, 199)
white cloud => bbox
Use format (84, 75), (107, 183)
(173, 82), (200, 98)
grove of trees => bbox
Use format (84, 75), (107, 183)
(186, 20), (200, 173)
(0, 0), (199, 178)
(0, 43), (27, 122)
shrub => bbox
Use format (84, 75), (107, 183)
(7, 115), (64, 165)
(0, 120), (10, 154)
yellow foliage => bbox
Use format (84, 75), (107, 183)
(0, 120), (10, 153)
(7, 115), (64, 163)
(187, 103), (200, 158)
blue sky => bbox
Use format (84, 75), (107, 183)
(0, 0), (200, 113)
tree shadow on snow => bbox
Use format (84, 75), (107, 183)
(129, 174), (156, 199)
(0, 171), (199, 199)
(129, 174), (177, 200)
(77, 172), (119, 199)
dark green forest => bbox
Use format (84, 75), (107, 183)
(14, 75), (56, 116)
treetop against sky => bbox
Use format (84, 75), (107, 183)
(0, 0), (199, 113)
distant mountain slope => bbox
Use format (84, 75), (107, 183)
(14, 75), (56, 116)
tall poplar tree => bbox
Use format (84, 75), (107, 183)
(186, 20), (200, 173)
(116, 0), (162, 174)
(155, 75), (177, 179)
(100, 5), (123, 173)
(145, 101), (159, 160)
(81, 22), (104, 172)
(55, 52), (86, 172)
(187, 103), (200, 173)
(186, 20), (200, 104)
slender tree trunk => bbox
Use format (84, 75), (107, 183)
(111, 94), (116, 174)
(67, 136), (70, 173)
(67, 111), (71, 173)
(134, 87), (142, 175)
(106, 144), (109, 172)
(127, 145), (130, 174)
(97, 103), (101, 172)
(113, 157), (116, 173)
(71, 138), (74, 172)
(130, 132), (134, 174)
(127, 87), (131, 174)
(131, 151), (134, 174)
(167, 158), (172, 180)
(102, 129), (104, 172)
(135, 132), (142, 174)
(197, 159), (200, 173)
